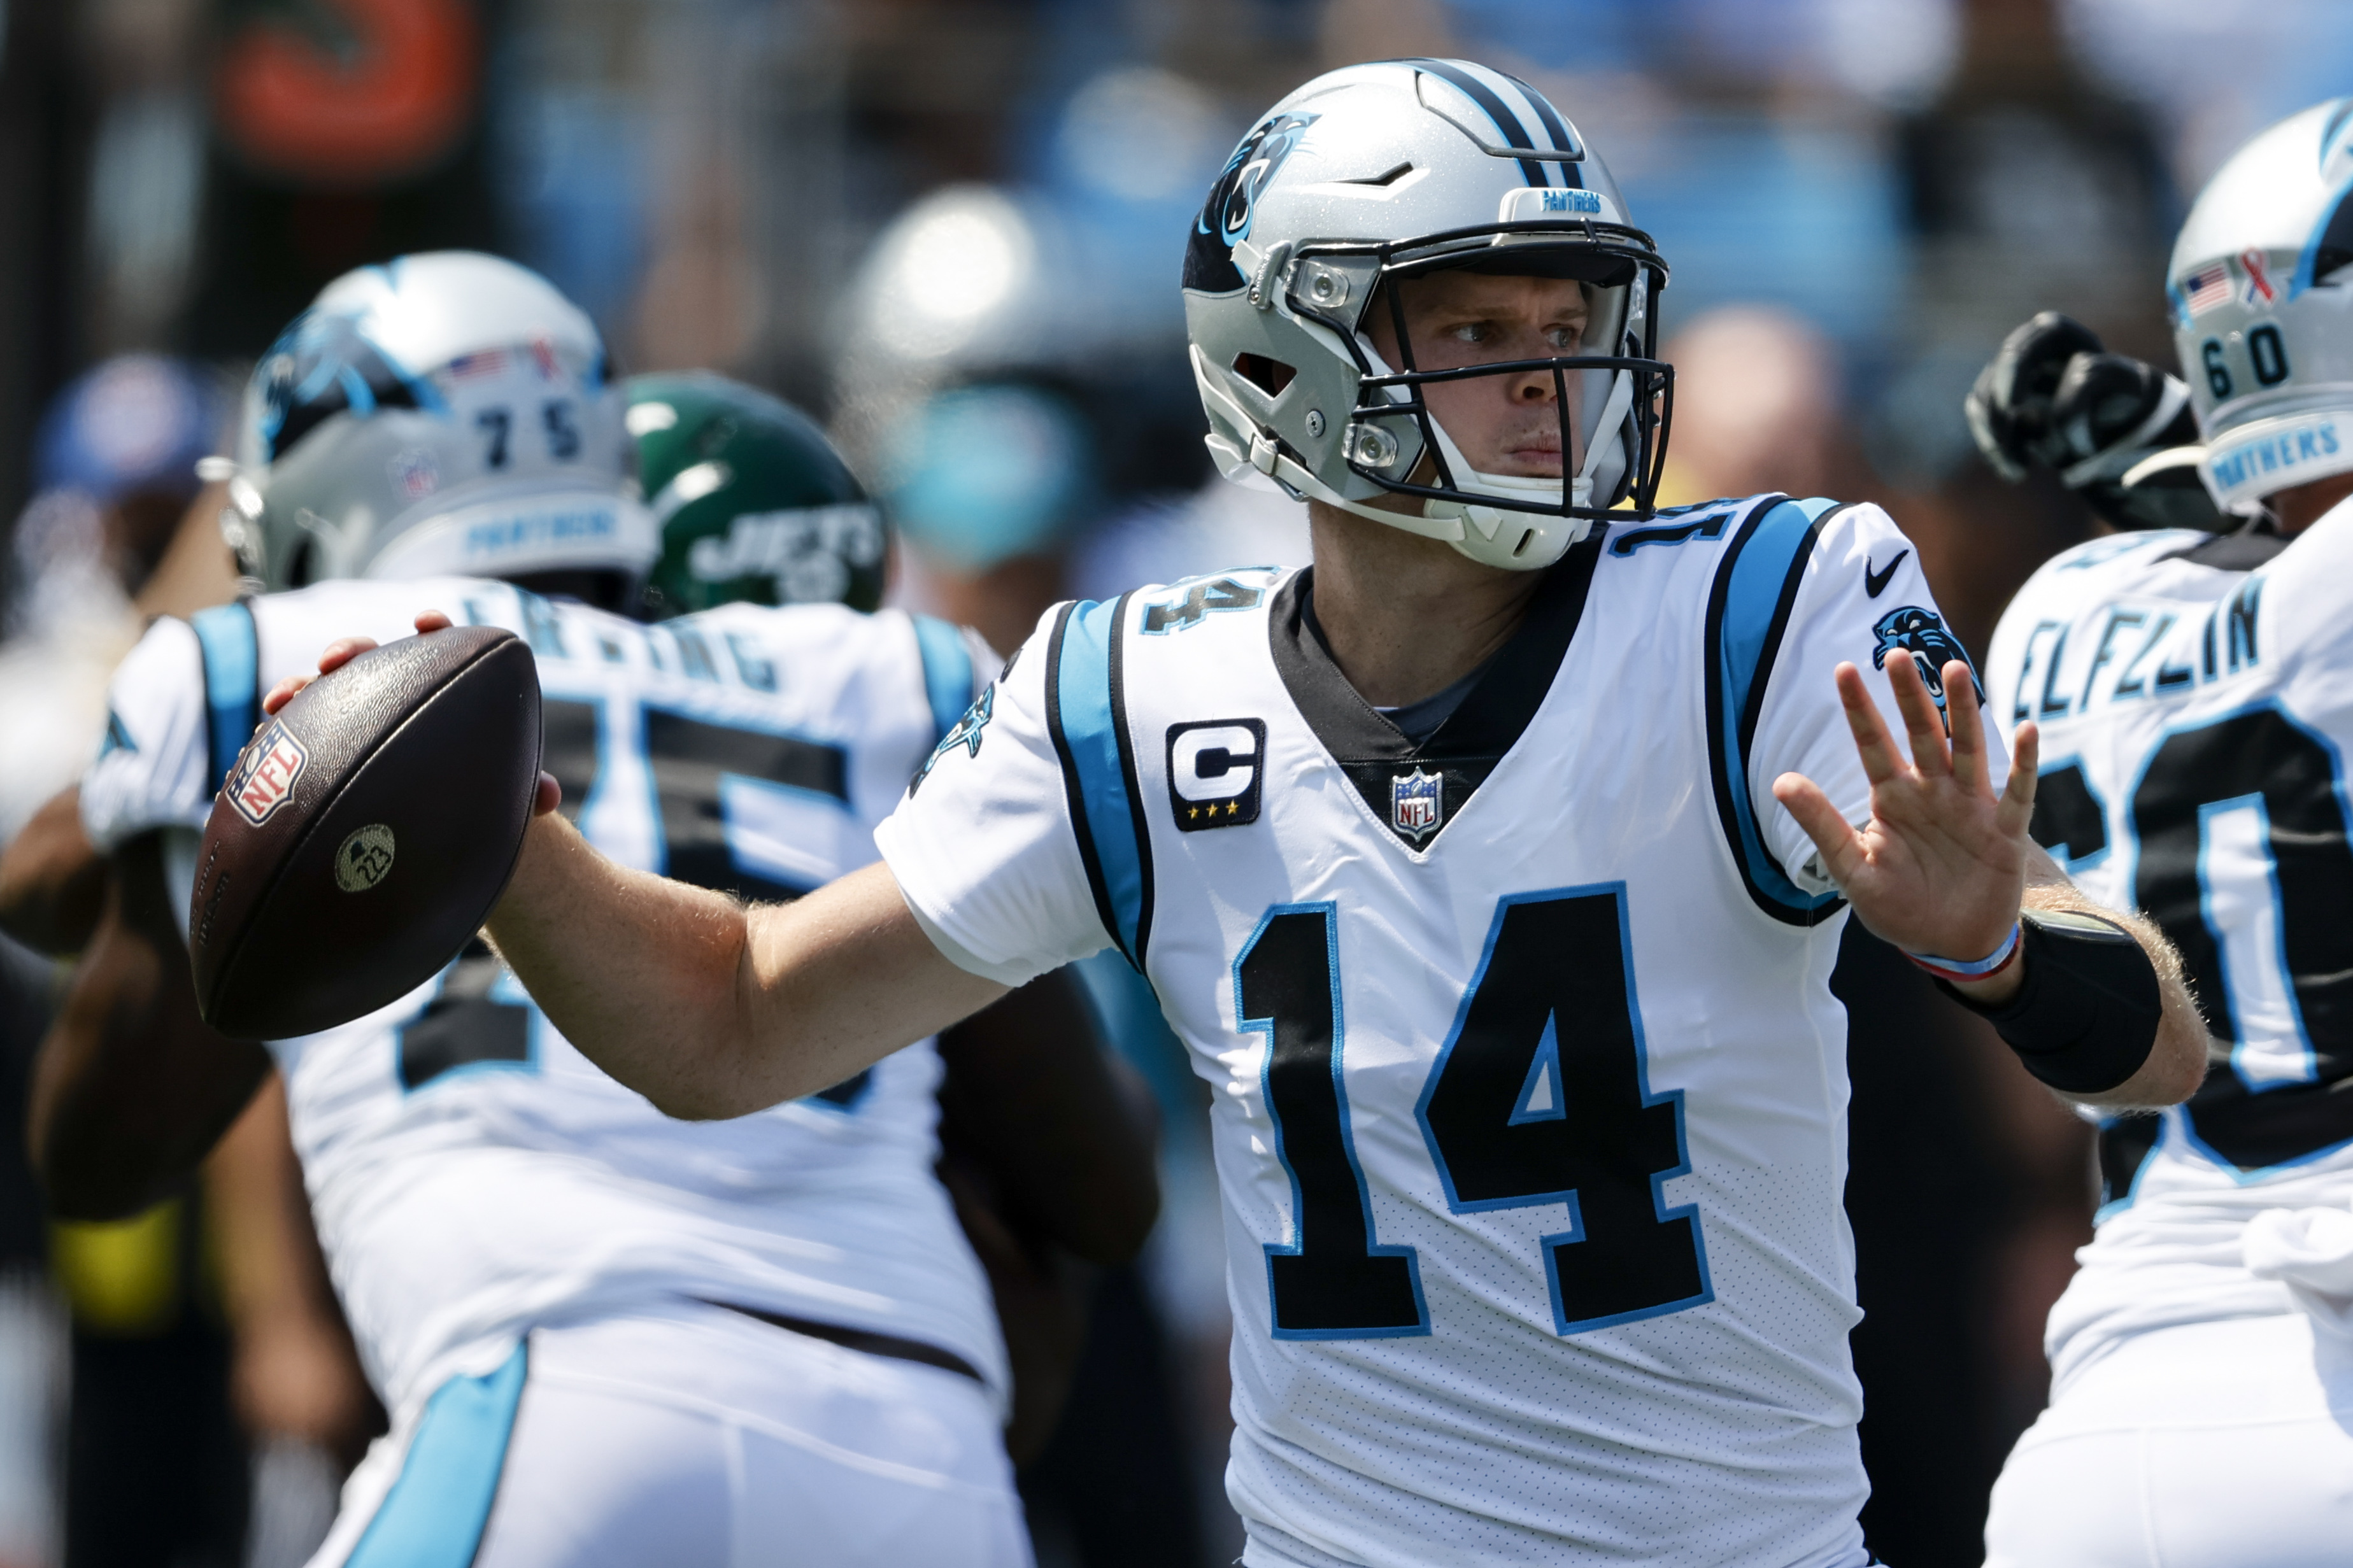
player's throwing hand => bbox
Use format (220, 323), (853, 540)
(264, 611), (564, 818)
(1771, 651), (2039, 990)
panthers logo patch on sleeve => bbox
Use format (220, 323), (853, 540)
(908, 683), (993, 796)
(1870, 605), (1979, 710)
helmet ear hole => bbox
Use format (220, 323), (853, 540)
(1233, 353), (1297, 396)
(1511, 528), (1537, 558)
(286, 535), (317, 588)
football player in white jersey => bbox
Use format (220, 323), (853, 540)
(1971, 101), (2353, 1566)
(0, 254), (1155, 1567)
(290, 65), (2207, 1568)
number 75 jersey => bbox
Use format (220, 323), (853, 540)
(1983, 510), (2353, 1390)
(80, 577), (1007, 1425)
(880, 494), (1959, 1568)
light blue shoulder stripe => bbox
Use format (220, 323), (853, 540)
(345, 1343), (528, 1568)
(1053, 596), (1146, 963)
(189, 602), (260, 793)
(911, 614), (977, 745)
(1714, 496), (1845, 922)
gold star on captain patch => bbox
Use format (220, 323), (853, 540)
(1226, 801), (1240, 815)
(1188, 806), (1200, 820)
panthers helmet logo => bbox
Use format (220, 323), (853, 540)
(1871, 605), (1977, 709)
(255, 309), (432, 463)
(1182, 111), (1318, 295)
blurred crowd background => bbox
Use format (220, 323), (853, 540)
(0, 1), (2347, 1565)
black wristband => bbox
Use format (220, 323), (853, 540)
(1933, 907), (2162, 1093)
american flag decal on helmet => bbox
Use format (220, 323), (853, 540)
(2182, 261), (2235, 318)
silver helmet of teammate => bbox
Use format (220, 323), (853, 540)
(1183, 58), (1670, 571)
(224, 251), (657, 598)
(2171, 101), (2353, 514)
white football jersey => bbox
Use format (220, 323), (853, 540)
(81, 578), (1009, 1423)
(879, 493), (1967, 1568)
(1983, 504), (2353, 1395)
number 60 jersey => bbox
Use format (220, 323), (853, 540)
(1983, 504), (2353, 1398)
(79, 577), (1006, 1430)
(879, 493), (1964, 1568)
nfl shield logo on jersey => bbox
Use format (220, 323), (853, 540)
(1391, 767), (1443, 843)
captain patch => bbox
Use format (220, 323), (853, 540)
(1167, 719), (1265, 830)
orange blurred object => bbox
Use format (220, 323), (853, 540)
(215, 0), (480, 186)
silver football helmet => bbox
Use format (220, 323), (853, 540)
(1183, 59), (1670, 570)
(224, 251), (657, 597)
(2170, 100), (2353, 514)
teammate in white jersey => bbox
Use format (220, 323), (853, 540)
(287, 65), (2206, 1568)
(1971, 102), (2353, 1567)
(0, 256), (1154, 1567)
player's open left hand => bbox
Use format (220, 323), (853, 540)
(261, 609), (562, 817)
(1771, 652), (2038, 971)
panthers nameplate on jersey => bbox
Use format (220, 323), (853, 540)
(878, 494), (1959, 1566)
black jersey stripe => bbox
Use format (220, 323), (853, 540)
(1103, 591), (1156, 968)
(1045, 596), (1154, 967)
(1702, 495), (1849, 927)
(1042, 601), (1122, 958)
(1738, 502), (1862, 766)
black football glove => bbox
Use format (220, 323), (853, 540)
(1965, 312), (2225, 532)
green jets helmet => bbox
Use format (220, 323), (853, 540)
(626, 372), (886, 618)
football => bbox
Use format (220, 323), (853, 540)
(188, 625), (543, 1040)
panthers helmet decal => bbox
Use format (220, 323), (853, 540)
(226, 251), (654, 600)
(1181, 59), (1672, 571)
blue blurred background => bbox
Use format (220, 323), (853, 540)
(1, 3), (2349, 1565)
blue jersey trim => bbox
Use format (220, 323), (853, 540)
(1704, 497), (1849, 925)
(344, 1342), (527, 1568)
(190, 601), (260, 794)
(911, 615), (976, 745)
(1045, 596), (1153, 967)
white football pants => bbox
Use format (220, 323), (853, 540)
(309, 1301), (1032, 1568)
(1983, 1311), (2353, 1567)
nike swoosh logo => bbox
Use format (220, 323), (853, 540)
(1865, 549), (1909, 599)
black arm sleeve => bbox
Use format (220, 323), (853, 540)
(1935, 908), (2164, 1094)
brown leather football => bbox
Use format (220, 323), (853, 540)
(188, 625), (541, 1040)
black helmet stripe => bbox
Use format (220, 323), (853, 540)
(1499, 71), (1584, 190)
(1408, 58), (1551, 188)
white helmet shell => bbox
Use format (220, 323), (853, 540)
(229, 251), (656, 594)
(2170, 101), (2353, 512)
(1182, 59), (1671, 571)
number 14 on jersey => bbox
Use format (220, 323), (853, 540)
(1237, 886), (1713, 1339)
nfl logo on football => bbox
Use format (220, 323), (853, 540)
(227, 721), (309, 828)
(1391, 767), (1444, 843)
